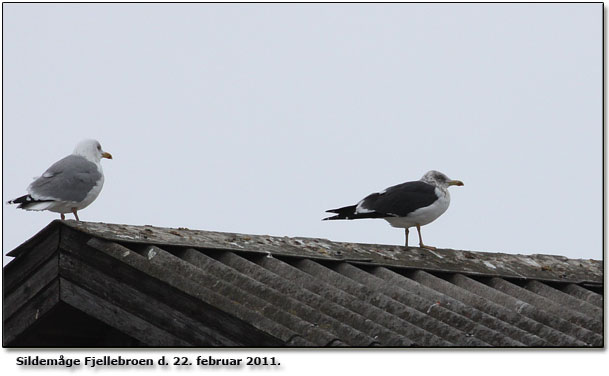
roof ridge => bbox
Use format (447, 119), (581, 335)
(6, 220), (602, 286)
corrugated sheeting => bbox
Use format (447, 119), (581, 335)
(3, 221), (603, 347)
(110, 241), (602, 347)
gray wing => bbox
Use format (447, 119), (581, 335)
(359, 181), (439, 217)
(27, 155), (102, 202)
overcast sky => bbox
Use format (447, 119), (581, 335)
(2, 3), (602, 265)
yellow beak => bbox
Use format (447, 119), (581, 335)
(102, 152), (113, 159)
(449, 180), (464, 186)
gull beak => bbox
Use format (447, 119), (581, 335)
(448, 180), (464, 186)
(102, 151), (113, 160)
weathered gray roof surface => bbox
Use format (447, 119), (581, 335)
(3, 220), (603, 347)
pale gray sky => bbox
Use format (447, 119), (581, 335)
(2, 3), (602, 265)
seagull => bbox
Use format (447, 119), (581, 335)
(323, 170), (463, 249)
(7, 139), (112, 221)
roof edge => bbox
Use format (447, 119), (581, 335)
(5, 220), (63, 258)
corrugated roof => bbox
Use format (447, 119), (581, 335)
(3, 220), (603, 347)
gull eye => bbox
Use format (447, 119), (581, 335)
(97, 144), (101, 151)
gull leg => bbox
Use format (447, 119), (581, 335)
(417, 225), (436, 250)
(60, 213), (65, 220)
(404, 228), (409, 247)
(71, 208), (80, 221)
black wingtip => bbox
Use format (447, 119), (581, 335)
(7, 195), (54, 209)
(322, 214), (347, 221)
(7, 194), (30, 205)
(323, 204), (358, 220)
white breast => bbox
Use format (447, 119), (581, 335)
(77, 165), (105, 210)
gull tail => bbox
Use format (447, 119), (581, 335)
(7, 194), (54, 210)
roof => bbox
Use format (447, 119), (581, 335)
(3, 220), (603, 347)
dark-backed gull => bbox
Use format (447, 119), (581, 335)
(8, 139), (112, 221)
(323, 170), (463, 249)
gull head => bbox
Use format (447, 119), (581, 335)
(421, 170), (464, 189)
(73, 139), (113, 163)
